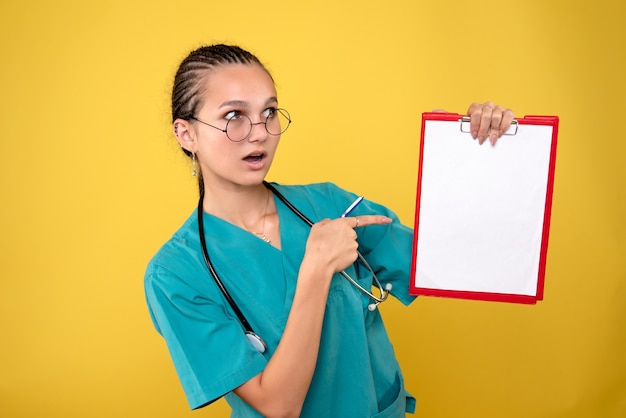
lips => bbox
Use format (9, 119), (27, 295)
(243, 151), (266, 163)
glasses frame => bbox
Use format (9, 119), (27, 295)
(190, 108), (291, 142)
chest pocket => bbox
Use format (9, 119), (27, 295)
(327, 261), (377, 314)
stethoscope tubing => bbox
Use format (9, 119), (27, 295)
(196, 182), (391, 353)
(197, 198), (255, 332)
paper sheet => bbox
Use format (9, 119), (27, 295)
(413, 119), (554, 297)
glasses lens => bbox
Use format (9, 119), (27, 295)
(266, 108), (291, 136)
(225, 114), (252, 142)
(225, 109), (292, 141)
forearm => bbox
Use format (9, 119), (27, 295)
(233, 256), (332, 417)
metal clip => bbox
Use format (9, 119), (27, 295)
(460, 116), (518, 136)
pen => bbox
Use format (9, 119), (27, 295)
(341, 196), (364, 218)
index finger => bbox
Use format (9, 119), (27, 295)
(469, 101), (495, 144)
(345, 215), (393, 229)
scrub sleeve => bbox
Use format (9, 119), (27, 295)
(145, 241), (269, 408)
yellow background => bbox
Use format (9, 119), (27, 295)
(1, 0), (624, 417)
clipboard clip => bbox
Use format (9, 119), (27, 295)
(460, 116), (518, 136)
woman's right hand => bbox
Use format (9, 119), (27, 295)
(304, 215), (392, 275)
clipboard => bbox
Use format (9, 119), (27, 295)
(409, 112), (559, 304)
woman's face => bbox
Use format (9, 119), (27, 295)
(187, 63), (281, 190)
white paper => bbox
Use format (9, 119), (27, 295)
(414, 120), (554, 296)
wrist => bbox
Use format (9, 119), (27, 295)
(299, 254), (334, 286)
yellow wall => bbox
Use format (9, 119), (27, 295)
(1, 0), (624, 417)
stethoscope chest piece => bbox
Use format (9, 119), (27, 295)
(246, 332), (267, 354)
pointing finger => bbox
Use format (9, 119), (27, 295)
(345, 215), (392, 228)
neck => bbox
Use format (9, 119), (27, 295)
(200, 182), (271, 228)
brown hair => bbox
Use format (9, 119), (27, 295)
(172, 44), (270, 131)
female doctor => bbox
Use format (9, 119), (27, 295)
(144, 44), (515, 418)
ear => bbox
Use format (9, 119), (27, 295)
(173, 119), (197, 153)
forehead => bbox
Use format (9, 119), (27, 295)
(201, 63), (276, 106)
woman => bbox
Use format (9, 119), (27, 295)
(145, 44), (514, 418)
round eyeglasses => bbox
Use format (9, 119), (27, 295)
(190, 108), (291, 142)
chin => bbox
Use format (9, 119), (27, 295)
(239, 173), (269, 187)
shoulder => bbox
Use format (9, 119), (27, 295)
(144, 210), (204, 292)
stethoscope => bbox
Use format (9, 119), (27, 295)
(197, 181), (392, 353)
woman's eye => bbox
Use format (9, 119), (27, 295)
(224, 110), (241, 121)
(263, 108), (277, 119)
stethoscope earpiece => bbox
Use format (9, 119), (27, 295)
(367, 283), (393, 311)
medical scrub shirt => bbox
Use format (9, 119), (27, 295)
(145, 182), (417, 417)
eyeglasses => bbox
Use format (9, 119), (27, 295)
(190, 108), (291, 142)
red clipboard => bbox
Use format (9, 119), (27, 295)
(409, 112), (559, 304)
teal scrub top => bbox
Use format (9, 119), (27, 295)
(145, 182), (417, 417)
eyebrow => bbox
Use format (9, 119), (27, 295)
(218, 97), (278, 109)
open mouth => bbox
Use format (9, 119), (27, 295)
(243, 153), (265, 163)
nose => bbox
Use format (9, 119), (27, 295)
(247, 120), (269, 142)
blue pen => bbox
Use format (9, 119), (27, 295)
(341, 196), (364, 218)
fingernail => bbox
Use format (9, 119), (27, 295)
(472, 131), (478, 139)
(490, 134), (497, 144)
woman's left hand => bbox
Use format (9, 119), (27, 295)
(466, 102), (515, 145)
